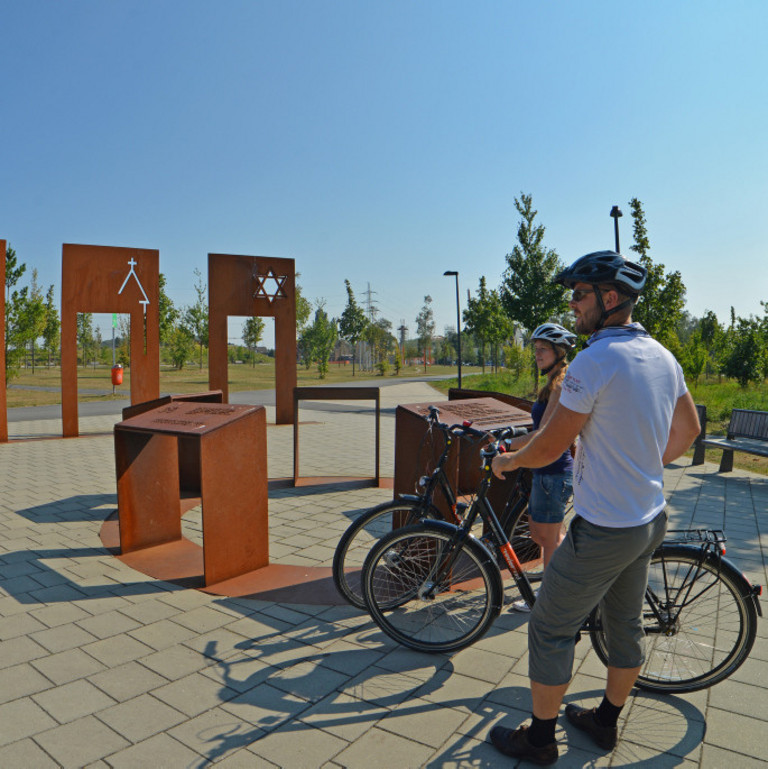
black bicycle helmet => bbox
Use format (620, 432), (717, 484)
(554, 250), (647, 296)
(555, 251), (647, 331)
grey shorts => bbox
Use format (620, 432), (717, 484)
(528, 510), (667, 686)
(528, 472), (573, 524)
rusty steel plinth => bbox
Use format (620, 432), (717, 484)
(0, 239), (6, 443)
(114, 401), (268, 586)
(395, 398), (534, 519)
(208, 253), (297, 424)
(61, 244), (160, 437)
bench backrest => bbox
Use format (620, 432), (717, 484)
(727, 409), (768, 441)
(695, 404), (707, 440)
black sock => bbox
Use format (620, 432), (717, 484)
(528, 714), (557, 746)
(595, 695), (623, 728)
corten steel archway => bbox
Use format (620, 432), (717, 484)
(0, 239), (6, 443)
(208, 253), (296, 424)
(61, 244), (160, 437)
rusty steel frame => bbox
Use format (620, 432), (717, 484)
(61, 244), (160, 437)
(208, 253), (297, 424)
(293, 386), (381, 487)
(0, 239), (6, 443)
(114, 401), (268, 586)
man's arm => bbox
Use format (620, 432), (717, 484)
(662, 391), (701, 466)
(492, 403), (588, 478)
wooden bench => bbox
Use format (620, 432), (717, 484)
(700, 408), (768, 472)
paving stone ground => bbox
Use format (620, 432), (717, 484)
(1, 382), (767, 768)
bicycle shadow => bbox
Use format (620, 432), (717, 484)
(189, 617), (456, 766)
(427, 686), (705, 768)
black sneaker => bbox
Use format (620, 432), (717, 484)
(564, 704), (617, 750)
(489, 724), (558, 765)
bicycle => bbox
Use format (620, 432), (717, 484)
(332, 407), (540, 609)
(361, 431), (763, 693)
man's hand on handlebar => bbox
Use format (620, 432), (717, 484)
(492, 448), (520, 479)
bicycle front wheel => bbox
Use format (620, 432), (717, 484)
(332, 501), (442, 609)
(362, 524), (503, 653)
(590, 545), (758, 693)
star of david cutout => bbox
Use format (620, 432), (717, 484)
(252, 268), (288, 303)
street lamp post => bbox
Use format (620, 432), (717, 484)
(443, 270), (462, 389)
(610, 205), (623, 253)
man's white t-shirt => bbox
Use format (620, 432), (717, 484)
(559, 324), (688, 528)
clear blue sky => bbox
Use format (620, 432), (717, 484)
(2, 1), (766, 347)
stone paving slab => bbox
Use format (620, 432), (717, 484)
(1, 381), (767, 767)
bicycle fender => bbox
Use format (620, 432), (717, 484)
(658, 544), (762, 617)
(394, 494), (422, 505)
(417, 519), (466, 537)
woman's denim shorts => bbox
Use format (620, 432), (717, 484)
(528, 472), (573, 524)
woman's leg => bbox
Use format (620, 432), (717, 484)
(529, 520), (565, 569)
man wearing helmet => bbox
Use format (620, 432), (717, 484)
(490, 251), (701, 764)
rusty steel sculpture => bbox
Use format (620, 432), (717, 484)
(61, 244), (160, 437)
(207, 253), (297, 424)
(0, 238), (6, 442)
(114, 400), (268, 586)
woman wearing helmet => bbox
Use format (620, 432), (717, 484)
(506, 322), (576, 609)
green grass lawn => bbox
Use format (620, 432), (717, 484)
(5, 361), (481, 408)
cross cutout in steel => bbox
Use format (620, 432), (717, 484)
(252, 267), (288, 303)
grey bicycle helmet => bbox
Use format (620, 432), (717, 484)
(531, 323), (577, 349)
(554, 250), (647, 296)
(531, 323), (576, 374)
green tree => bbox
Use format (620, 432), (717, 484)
(166, 325), (195, 370)
(364, 317), (395, 371)
(627, 198), (687, 342)
(183, 268), (208, 369)
(721, 316), (766, 387)
(158, 273), (179, 345)
(415, 295), (435, 373)
(299, 304), (338, 378)
(500, 194), (567, 389)
(25, 270), (47, 373)
(242, 317), (265, 366)
(76, 313), (95, 367)
(4, 244), (28, 380)
(339, 279), (369, 376)
(698, 309), (726, 379)
(680, 330), (708, 384)
(4, 244), (26, 301)
(295, 276), (312, 335)
(42, 285), (60, 367)
(464, 277), (493, 373)
(500, 194), (567, 332)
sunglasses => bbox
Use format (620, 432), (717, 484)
(568, 289), (595, 302)
(569, 287), (612, 303)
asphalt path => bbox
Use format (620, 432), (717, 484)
(6, 374), (454, 422)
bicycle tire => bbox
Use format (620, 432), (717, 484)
(362, 522), (504, 653)
(589, 544), (758, 693)
(332, 500), (442, 609)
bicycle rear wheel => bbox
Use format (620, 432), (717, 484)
(362, 524), (503, 653)
(589, 545), (758, 693)
(332, 501), (441, 609)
